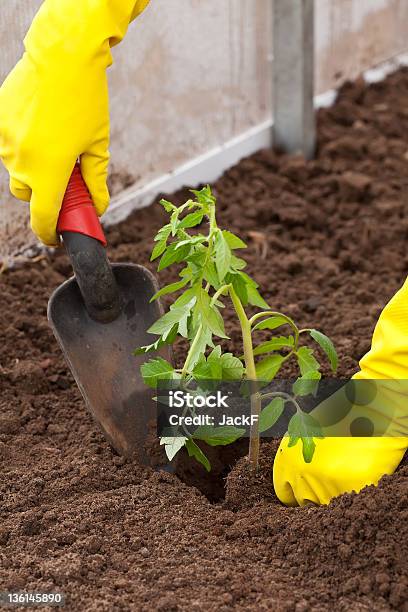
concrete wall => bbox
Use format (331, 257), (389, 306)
(315, 0), (408, 94)
(1, 0), (408, 260)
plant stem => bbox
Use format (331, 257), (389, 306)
(181, 324), (203, 378)
(249, 311), (299, 348)
(229, 285), (261, 470)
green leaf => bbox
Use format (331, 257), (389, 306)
(177, 300), (195, 338)
(238, 271), (258, 287)
(158, 243), (191, 271)
(292, 370), (321, 397)
(246, 285), (270, 309)
(203, 261), (220, 289)
(172, 288), (197, 309)
(134, 325), (178, 355)
(296, 346), (320, 376)
(160, 199), (176, 212)
(153, 223), (171, 242)
(252, 336), (294, 356)
(253, 315), (290, 332)
(141, 358), (175, 389)
(196, 288), (228, 339)
(215, 230), (232, 282)
(231, 273), (248, 306)
(255, 354), (285, 383)
(148, 307), (186, 339)
(309, 329), (338, 373)
(288, 436), (299, 448)
(151, 239), (167, 261)
(175, 236), (205, 250)
(160, 436), (187, 461)
(170, 210), (179, 235)
(193, 352), (222, 380)
(259, 397), (285, 433)
(193, 426), (245, 446)
(230, 256), (247, 271)
(222, 230), (247, 250)
(185, 439), (211, 472)
(288, 412), (323, 441)
(179, 211), (204, 229)
(190, 185), (215, 208)
(186, 327), (213, 370)
(301, 437), (316, 463)
(219, 353), (245, 381)
(150, 277), (189, 302)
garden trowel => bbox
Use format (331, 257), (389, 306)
(48, 163), (169, 461)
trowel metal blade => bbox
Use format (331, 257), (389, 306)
(48, 263), (169, 461)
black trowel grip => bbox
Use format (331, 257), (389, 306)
(57, 164), (121, 324)
(61, 231), (121, 323)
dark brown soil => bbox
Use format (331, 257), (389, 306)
(1, 70), (408, 610)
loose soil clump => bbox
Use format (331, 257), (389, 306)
(1, 71), (408, 610)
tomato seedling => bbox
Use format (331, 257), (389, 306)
(136, 187), (337, 471)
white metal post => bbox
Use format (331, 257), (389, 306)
(273, 0), (315, 159)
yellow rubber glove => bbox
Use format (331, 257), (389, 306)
(273, 277), (408, 506)
(0, 0), (149, 246)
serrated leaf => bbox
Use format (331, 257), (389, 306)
(287, 412), (323, 441)
(153, 223), (172, 242)
(253, 315), (289, 332)
(296, 346), (320, 376)
(141, 358), (175, 389)
(179, 211), (204, 229)
(160, 436), (187, 461)
(215, 230), (232, 282)
(150, 277), (189, 302)
(134, 325), (177, 355)
(193, 426), (245, 446)
(203, 261), (220, 289)
(246, 285), (270, 309)
(252, 336), (294, 356)
(177, 298), (196, 338)
(292, 370), (321, 397)
(255, 354), (285, 383)
(185, 439), (211, 472)
(259, 397), (285, 433)
(196, 288), (228, 339)
(172, 288), (197, 309)
(158, 243), (191, 271)
(148, 307), (186, 339)
(219, 353), (245, 381)
(309, 329), (338, 373)
(222, 230), (247, 250)
(208, 345), (222, 361)
(160, 199), (175, 212)
(186, 327), (213, 370)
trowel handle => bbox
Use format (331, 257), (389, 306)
(57, 163), (121, 323)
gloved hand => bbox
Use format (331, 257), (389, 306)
(0, 0), (149, 246)
(273, 277), (408, 506)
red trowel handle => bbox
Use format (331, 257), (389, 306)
(57, 163), (120, 323)
(58, 163), (107, 246)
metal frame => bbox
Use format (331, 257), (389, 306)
(273, 0), (315, 159)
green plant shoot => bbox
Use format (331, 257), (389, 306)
(135, 187), (338, 471)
